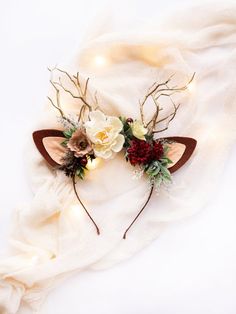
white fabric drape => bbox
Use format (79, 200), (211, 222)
(1, 1), (236, 313)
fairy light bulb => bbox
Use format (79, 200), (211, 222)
(70, 204), (83, 219)
(30, 255), (39, 264)
(93, 55), (107, 67)
(86, 158), (101, 170)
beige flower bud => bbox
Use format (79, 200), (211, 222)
(130, 120), (147, 140)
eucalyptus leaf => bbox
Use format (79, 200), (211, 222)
(160, 157), (173, 166)
(155, 175), (163, 187)
(159, 164), (172, 181)
(146, 161), (161, 177)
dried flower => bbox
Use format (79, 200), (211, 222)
(67, 129), (93, 158)
(132, 168), (144, 180)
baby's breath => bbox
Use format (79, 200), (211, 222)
(132, 167), (144, 180)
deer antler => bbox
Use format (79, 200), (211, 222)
(48, 67), (95, 125)
(140, 73), (195, 134)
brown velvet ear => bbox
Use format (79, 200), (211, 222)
(33, 129), (66, 167)
(164, 137), (197, 173)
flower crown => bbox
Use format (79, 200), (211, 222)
(33, 68), (197, 238)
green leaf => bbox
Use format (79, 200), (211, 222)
(145, 133), (154, 141)
(160, 157), (173, 166)
(155, 175), (163, 188)
(163, 144), (171, 154)
(146, 161), (161, 177)
(61, 139), (69, 147)
(119, 116), (126, 124)
(76, 167), (85, 180)
(159, 164), (172, 180)
(63, 128), (76, 139)
(165, 157), (173, 164)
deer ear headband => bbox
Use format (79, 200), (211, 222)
(33, 68), (197, 238)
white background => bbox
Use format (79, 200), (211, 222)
(0, 0), (236, 313)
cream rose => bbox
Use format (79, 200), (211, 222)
(85, 111), (125, 159)
(130, 120), (148, 140)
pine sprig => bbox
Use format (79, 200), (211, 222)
(58, 150), (86, 179)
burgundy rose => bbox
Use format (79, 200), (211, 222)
(127, 139), (164, 166)
(152, 140), (164, 160)
(127, 139), (153, 166)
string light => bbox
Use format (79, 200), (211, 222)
(30, 255), (39, 264)
(86, 158), (101, 170)
(93, 55), (107, 67)
(70, 204), (83, 219)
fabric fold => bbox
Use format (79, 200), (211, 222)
(1, 1), (236, 312)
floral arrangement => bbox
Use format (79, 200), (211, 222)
(59, 111), (172, 187)
(33, 67), (196, 238)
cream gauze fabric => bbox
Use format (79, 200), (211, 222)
(1, 2), (236, 313)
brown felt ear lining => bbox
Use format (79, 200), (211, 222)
(33, 129), (66, 167)
(164, 137), (197, 173)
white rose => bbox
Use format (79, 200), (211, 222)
(85, 111), (125, 159)
(130, 120), (148, 140)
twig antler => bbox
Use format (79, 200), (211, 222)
(47, 67), (94, 124)
(47, 77), (77, 128)
(140, 73), (195, 134)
